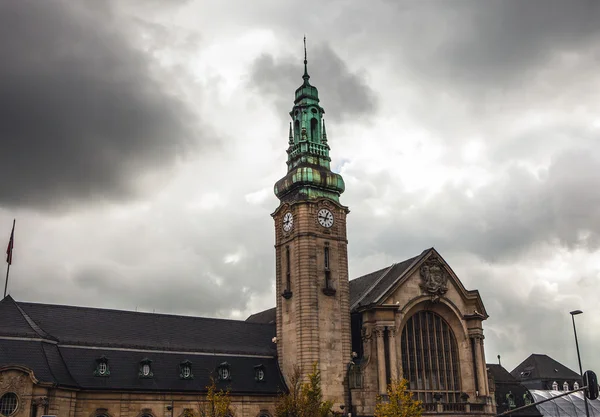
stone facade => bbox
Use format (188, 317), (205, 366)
(273, 199), (352, 410)
(0, 367), (278, 417)
(349, 252), (494, 417)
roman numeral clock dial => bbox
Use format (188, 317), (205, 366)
(282, 212), (294, 232)
(317, 208), (334, 228)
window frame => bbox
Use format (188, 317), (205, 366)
(179, 360), (194, 380)
(254, 364), (266, 382)
(139, 358), (154, 379)
(218, 362), (231, 381)
(400, 310), (462, 403)
(0, 392), (19, 417)
(94, 356), (110, 377)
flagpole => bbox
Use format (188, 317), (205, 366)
(4, 219), (15, 298)
(3, 256), (9, 298)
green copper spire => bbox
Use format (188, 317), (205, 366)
(303, 35), (310, 83)
(274, 38), (345, 203)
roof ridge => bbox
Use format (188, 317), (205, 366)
(350, 263), (396, 310)
(14, 302), (57, 341)
(373, 250), (430, 304)
(17, 300), (274, 327)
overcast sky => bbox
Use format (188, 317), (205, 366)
(1, 0), (599, 376)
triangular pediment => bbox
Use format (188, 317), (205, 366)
(350, 248), (488, 319)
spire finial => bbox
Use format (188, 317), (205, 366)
(303, 35), (310, 82)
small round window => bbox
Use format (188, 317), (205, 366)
(0, 392), (18, 416)
(142, 364), (150, 376)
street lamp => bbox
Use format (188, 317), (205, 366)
(569, 310), (590, 417)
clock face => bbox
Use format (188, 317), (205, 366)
(282, 212), (294, 232)
(317, 208), (334, 228)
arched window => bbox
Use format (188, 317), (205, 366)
(310, 118), (319, 142)
(401, 310), (461, 403)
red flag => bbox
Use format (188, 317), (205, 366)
(6, 220), (14, 265)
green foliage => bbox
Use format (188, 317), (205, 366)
(275, 363), (333, 417)
(198, 376), (233, 417)
(374, 379), (423, 417)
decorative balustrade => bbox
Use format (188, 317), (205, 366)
(421, 402), (487, 414)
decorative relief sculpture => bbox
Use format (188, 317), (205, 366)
(0, 373), (27, 394)
(419, 256), (449, 302)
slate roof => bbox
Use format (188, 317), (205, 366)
(488, 364), (542, 416)
(246, 307), (276, 324)
(349, 251), (427, 310)
(0, 296), (283, 394)
(18, 300), (275, 356)
(511, 354), (581, 382)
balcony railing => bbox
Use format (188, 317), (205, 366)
(422, 402), (488, 414)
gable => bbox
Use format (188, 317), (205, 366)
(350, 248), (487, 319)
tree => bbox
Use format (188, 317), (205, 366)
(374, 379), (423, 417)
(198, 376), (233, 417)
(275, 363), (333, 417)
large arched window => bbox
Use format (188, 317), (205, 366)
(401, 310), (461, 403)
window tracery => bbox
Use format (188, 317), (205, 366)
(401, 310), (461, 403)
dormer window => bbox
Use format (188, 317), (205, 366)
(574, 381), (580, 390)
(180, 360), (193, 380)
(254, 364), (265, 382)
(139, 358), (153, 378)
(563, 381), (569, 391)
(94, 356), (110, 377)
(552, 381), (558, 390)
(218, 362), (231, 381)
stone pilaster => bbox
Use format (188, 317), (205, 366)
(387, 328), (398, 381)
(375, 326), (387, 395)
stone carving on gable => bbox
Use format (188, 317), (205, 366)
(0, 373), (27, 395)
(419, 256), (449, 302)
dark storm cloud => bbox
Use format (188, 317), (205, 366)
(345, 145), (600, 265)
(0, 1), (201, 210)
(250, 43), (378, 122)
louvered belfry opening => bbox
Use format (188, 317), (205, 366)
(401, 310), (461, 403)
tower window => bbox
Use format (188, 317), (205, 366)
(401, 310), (461, 403)
(310, 117), (318, 142)
(282, 246), (292, 299)
(322, 244), (336, 296)
(94, 356), (110, 377)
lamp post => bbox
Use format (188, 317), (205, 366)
(569, 310), (590, 417)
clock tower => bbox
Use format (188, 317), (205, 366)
(272, 39), (351, 408)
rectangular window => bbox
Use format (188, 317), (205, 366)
(285, 246), (291, 291)
(324, 246), (330, 270)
